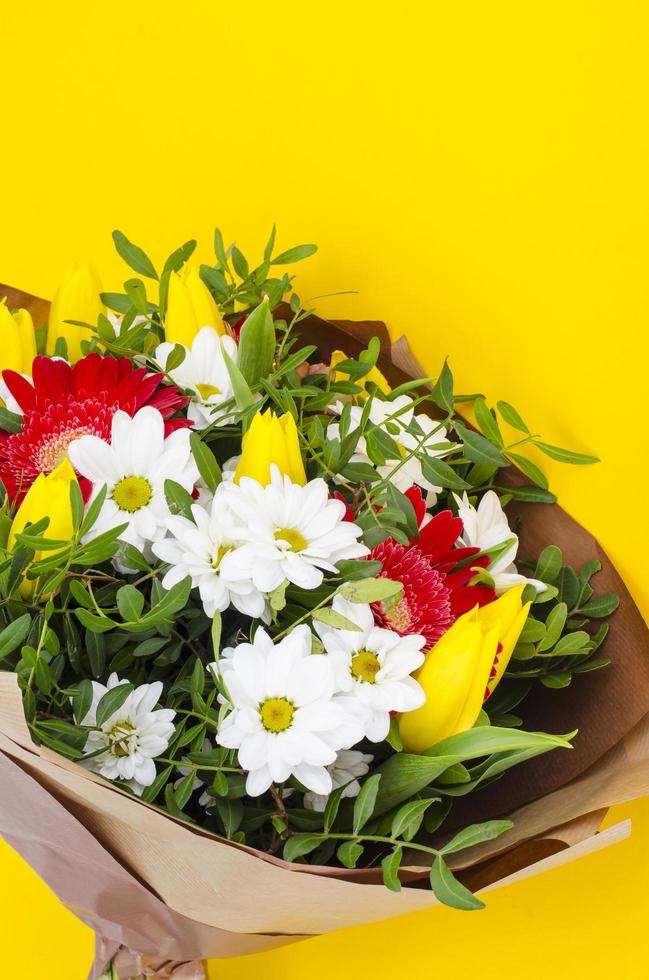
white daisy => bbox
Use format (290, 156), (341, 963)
(68, 406), (199, 568)
(214, 625), (363, 797)
(304, 749), (374, 812)
(80, 673), (175, 795)
(314, 596), (426, 742)
(152, 489), (269, 621)
(454, 491), (546, 595)
(328, 394), (453, 497)
(155, 326), (237, 430)
(218, 467), (368, 593)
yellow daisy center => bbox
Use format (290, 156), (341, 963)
(112, 476), (153, 513)
(260, 697), (295, 733)
(196, 383), (221, 401)
(274, 527), (308, 552)
(351, 649), (381, 684)
(108, 721), (135, 757)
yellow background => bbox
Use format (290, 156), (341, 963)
(1, 1), (648, 976)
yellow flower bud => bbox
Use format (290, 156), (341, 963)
(165, 262), (225, 348)
(0, 300), (37, 377)
(330, 349), (391, 396)
(8, 460), (78, 600)
(234, 410), (307, 486)
(46, 263), (105, 363)
(399, 586), (531, 752)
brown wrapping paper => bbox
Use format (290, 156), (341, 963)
(0, 285), (647, 978)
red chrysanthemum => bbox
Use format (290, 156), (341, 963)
(370, 487), (495, 649)
(0, 354), (189, 502)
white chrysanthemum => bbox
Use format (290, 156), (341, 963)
(152, 489), (269, 621)
(80, 673), (175, 795)
(218, 467), (368, 593)
(155, 327), (237, 430)
(314, 596), (426, 742)
(328, 395), (453, 497)
(68, 407), (199, 567)
(214, 625), (363, 797)
(304, 749), (374, 811)
(454, 491), (546, 595)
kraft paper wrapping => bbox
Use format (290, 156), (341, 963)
(0, 285), (647, 978)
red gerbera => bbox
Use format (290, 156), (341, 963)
(0, 354), (189, 502)
(370, 487), (495, 649)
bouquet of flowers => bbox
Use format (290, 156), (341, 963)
(0, 229), (646, 979)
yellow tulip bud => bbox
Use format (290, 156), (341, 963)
(8, 460), (78, 600)
(0, 300), (36, 378)
(46, 263), (105, 363)
(234, 409), (307, 486)
(165, 262), (225, 348)
(399, 586), (531, 752)
(330, 349), (391, 396)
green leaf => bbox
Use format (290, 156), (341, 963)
(496, 484), (556, 504)
(352, 773), (381, 835)
(189, 432), (222, 493)
(391, 799), (435, 841)
(577, 594), (620, 617)
(323, 787), (344, 834)
(420, 457), (471, 491)
(440, 819), (513, 855)
(164, 479), (194, 520)
(455, 423), (508, 467)
(271, 244), (318, 265)
(429, 856), (485, 910)
(431, 358), (454, 414)
(74, 609), (115, 634)
(496, 400), (530, 434)
(474, 398), (504, 448)
(337, 840), (364, 869)
(507, 452), (548, 489)
(165, 343), (186, 373)
(541, 672), (572, 688)
(283, 834), (325, 861)
(69, 481), (84, 528)
(535, 441), (599, 465)
(222, 346), (255, 414)
(558, 567), (580, 609)
(340, 577), (403, 604)
(374, 727), (573, 815)
(237, 299), (276, 386)
(95, 682), (134, 727)
(381, 846), (403, 892)
(0, 614), (32, 659)
(335, 559), (383, 581)
(550, 631), (590, 656)
(112, 230), (158, 279)
(0, 408), (23, 433)
(72, 678), (94, 724)
(538, 602), (567, 651)
(174, 771), (196, 810)
(534, 545), (563, 583)
(116, 585), (145, 622)
(214, 797), (244, 839)
(312, 608), (363, 631)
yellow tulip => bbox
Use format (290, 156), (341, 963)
(330, 349), (391, 396)
(165, 262), (226, 348)
(8, 460), (78, 600)
(234, 410), (307, 486)
(0, 300), (37, 376)
(46, 263), (105, 363)
(399, 586), (531, 752)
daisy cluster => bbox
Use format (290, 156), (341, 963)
(0, 233), (612, 901)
